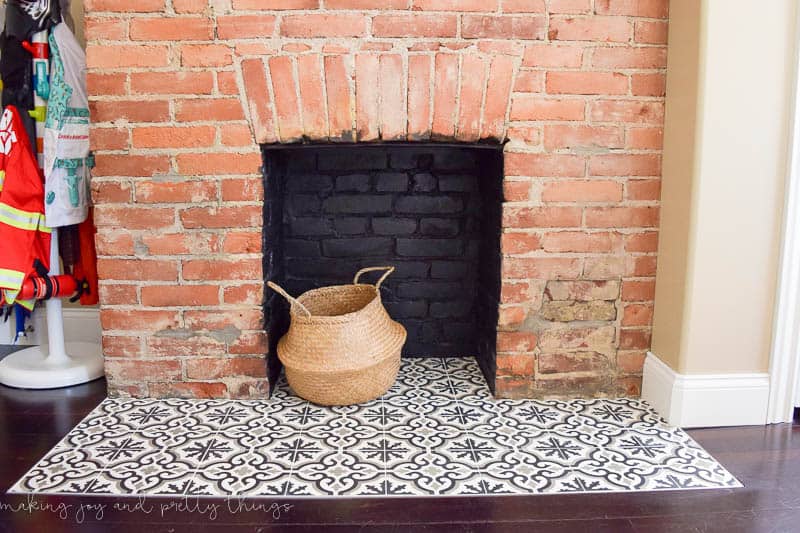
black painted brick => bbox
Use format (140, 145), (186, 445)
(420, 218), (460, 237)
(284, 239), (321, 257)
(403, 342), (428, 356)
(395, 195), (462, 214)
(389, 149), (423, 170)
(372, 217), (417, 235)
(431, 261), (471, 279)
(417, 153), (434, 170)
(411, 172), (437, 192)
(267, 144), (503, 362)
(334, 217), (368, 234)
(385, 301), (428, 319)
(290, 217), (334, 236)
(286, 258), (359, 278)
(432, 148), (478, 171)
(396, 238), (463, 257)
(285, 151), (317, 172)
(375, 172), (409, 192)
(290, 194), (322, 214)
(322, 237), (394, 257)
(430, 300), (473, 319)
(466, 195), (483, 213)
(443, 322), (474, 342)
(397, 281), (463, 299)
(323, 195), (393, 214)
(439, 174), (477, 192)
(336, 174), (370, 192)
(319, 150), (388, 171)
(388, 261), (430, 279)
(466, 239), (482, 258)
(422, 322), (442, 343)
(286, 174), (333, 192)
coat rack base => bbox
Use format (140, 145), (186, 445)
(0, 341), (104, 389)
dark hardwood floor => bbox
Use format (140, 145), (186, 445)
(0, 367), (798, 532)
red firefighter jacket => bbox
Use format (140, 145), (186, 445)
(0, 105), (51, 310)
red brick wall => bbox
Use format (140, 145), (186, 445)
(85, 0), (667, 399)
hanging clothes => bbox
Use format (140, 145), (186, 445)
(72, 207), (98, 306)
(0, 34), (36, 153)
(58, 222), (79, 269)
(0, 104), (51, 310)
(43, 22), (89, 228)
(1, 1), (62, 159)
(13, 304), (30, 343)
(5, 1), (62, 37)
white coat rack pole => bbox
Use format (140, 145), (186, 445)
(0, 27), (103, 389)
(42, 227), (70, 364)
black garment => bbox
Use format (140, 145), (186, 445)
(58, 224), (80, 272)
(5, 1), (62, 39)
(0, 34), (36, 151)
(1, 1), (63, 162)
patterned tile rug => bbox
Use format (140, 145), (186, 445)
(9, 358), (741, 498)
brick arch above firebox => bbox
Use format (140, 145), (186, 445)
(239, 52), (520, 146)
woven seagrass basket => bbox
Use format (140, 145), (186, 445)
(267, 266), (406, 406)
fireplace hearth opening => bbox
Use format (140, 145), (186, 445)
(262, 144), (504, 392)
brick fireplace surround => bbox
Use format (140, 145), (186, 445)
(86, 0), (666, 399)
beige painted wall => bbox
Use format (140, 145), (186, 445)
(649, 0), (701, 372)
(652, 0), (797, 374)
(70, 0), (85, 46)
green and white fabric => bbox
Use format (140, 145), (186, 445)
(43, 22), (90, 228)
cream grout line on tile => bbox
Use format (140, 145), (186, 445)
(377, 372), (390, 497)
(444, 357), (492, 495)
(283, 399), (312, 496)
(184, 403), (232, 497)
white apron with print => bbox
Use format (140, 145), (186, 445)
(44, 23), (90, 228)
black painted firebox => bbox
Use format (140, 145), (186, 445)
(263, 145), (503, 389)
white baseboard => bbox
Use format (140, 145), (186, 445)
(0, 307), (100, 345)
(0, 308), (47, 345)
(0, 314), (12, 343)
(642, 352), (770, 428)
(61, 307), (102, 344)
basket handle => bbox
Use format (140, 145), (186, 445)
(353, 266), (395, 289)
(267, 281), (311, 318)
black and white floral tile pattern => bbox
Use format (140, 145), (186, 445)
(9, 358), (741, 497)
